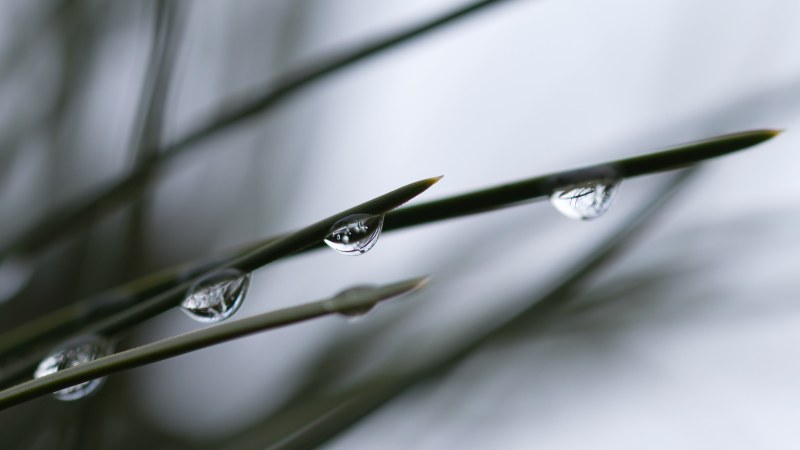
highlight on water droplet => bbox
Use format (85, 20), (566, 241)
(323, 214), (384, 255)
(181, 269), (251, 323)
(0, 256), (34, 304)
(33, 335), (113, 401)
(550, 179), (621, 220)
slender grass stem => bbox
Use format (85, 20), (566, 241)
(383, 129), (779, 229)
(246, 169), (698, 449)
(0, 129), (780, 366)
(0, 176), (438, 388)
(0, 277), (428, 410)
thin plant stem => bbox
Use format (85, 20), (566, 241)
(0, 277), (429, 410)
(0, 129), (780, 365)
(0, 176), (440, 388)
(229, 169), (698, 449)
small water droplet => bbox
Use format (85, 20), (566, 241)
(181, 269), (250, 323)
(0, 257), (34, 304)
(326, 285), (377, 321)
(323, 214), (384, 255)
(550, 179), (621, 220)
(34, 335), (113, 401)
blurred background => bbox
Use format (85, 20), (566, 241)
(1, 0), (800, 448)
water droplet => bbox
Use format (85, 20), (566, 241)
(323, 214), (384, 255)
(550, 179), (621, 220)
(34, 335), (113, 401)
(325, 285), (377, 321)
(181, 269), (250, 323)
(0, 257), (34, 304)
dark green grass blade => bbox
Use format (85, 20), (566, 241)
(383, 129), (778, 229)
(0, 177), (441, 386)
(0, 0), (512, 262)
(242, 169), (697, 450)
(0, 129), (779, 365)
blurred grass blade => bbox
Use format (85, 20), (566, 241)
(123, 0), (185, 273)
(0, 129), (780, 364)
(0, 277), (429, 410)
(0, 0), (512, 262)
(244, 169), (698, 449)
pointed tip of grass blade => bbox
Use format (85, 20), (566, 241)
(367, 176), (443, 214)
(749, 128), (784, 141)
(387, 275), (431, 296)
(712, 129), (783, 147)
(375, 275), (431, 304)
(616, 128), (785, 178)
(428, 175), (445, 184)
(765, 128), (785, 137)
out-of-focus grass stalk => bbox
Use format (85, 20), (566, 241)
(0, 0), (513, 263)
(0, 277), (429, 410)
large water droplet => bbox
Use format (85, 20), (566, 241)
(326, 285), (378, 321)
(0, 257), (34, 304)
(550, 179), (621, 220)
(323, 214), (384, 255)
(181, 269), (250, 323)
(34, 335), (113, 401)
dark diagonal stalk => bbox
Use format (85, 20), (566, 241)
(0, 129), (780, 367)
(245, 169), (698, 450)
(0, 177), (440, 388)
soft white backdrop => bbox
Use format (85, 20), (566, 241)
(2, 0), (800, 448)
(131, 0), (800, 447)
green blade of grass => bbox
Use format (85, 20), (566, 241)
(383, 129), (779, 229)
(0, 129), (780, 366)
(0, 0), (512, 262)
(235, 169), (698, 449)
(85, 176), (441, 337)
(0, 176), (439, 388)
(0, 277), (429, 411)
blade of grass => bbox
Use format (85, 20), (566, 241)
(0, 176), (440, 388)
(383, 129), (779, 229)
(0, 277), (429, 410)
(234, 169), (697, 450)
(0, 0), (514, 262)
(0, 129), (780, 365)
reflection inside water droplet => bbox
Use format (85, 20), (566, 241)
(181, 269), (250, 322)
(34, 335), (113, 401)
(323, 214), (384, 255)
(181, 269), (251, 323)
(550, 179), (620, 220)
(0, 257), (34, 304)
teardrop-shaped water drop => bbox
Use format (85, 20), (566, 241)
(0, 257), (34, 304)
(327, 285), (377, 321)
(550, 179), (621, 220)
(323, 214), (384, 255)
(34, 335), (113, 401)
(181, 269), (250, 323)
